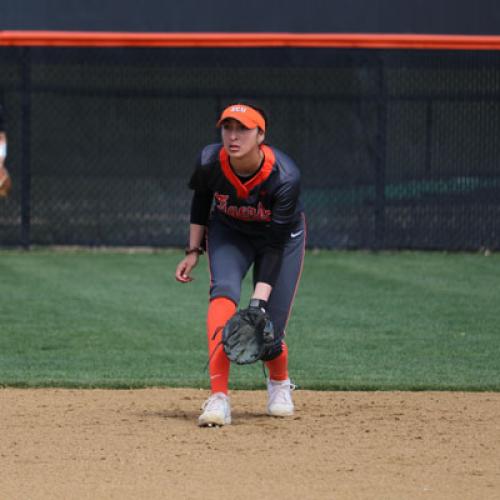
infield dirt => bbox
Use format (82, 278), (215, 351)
(1, 388), (499, 499)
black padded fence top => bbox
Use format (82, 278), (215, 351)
(3, 0), (500, 35)
(0, 46), (499, 250)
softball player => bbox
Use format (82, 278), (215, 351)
(175, 102), (305, 426)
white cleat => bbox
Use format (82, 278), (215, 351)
(198, 392), (231, 427)
(267, 378), (295, 417)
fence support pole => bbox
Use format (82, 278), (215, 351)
(425, 100), (434, 175)
(20, 47), (31, 249)
(374, 53), (387, 250)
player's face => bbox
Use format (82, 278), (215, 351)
(221, 119), (264, 160)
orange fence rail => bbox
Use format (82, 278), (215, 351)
(1, 31), (500, 50)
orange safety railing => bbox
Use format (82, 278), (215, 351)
(1, 31), (500, 50)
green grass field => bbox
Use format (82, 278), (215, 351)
(1, 248), (499, 391)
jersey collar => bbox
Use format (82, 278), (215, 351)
(219, 145), (275, 199)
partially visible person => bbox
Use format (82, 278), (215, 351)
(0, 102), (12, 198)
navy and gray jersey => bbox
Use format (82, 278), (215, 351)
(188, 143), (304, 286)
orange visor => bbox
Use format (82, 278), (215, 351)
(216, 104), (266, 131)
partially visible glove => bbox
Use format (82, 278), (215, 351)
(222, 299), (275, 365)
(0, 166), (12, 198)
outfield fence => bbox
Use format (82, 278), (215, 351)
(0, 32), (499, 250)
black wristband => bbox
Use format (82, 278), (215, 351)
(185, 246), (204, 256)
(249, 298), (267, 311)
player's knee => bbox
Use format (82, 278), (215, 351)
(210, 281), (240, 305)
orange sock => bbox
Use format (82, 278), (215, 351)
(265, 342), (289, 381)
(206, 297), (236, 394)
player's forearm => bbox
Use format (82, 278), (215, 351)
(188, 223), (206, 250)
(252, 282), (272, 302)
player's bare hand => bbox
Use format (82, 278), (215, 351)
(175, 254), (198, 283)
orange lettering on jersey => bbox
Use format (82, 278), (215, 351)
(214, 192), (271, 222)
(214, 193), (229, 211)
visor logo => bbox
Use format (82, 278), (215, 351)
(230, 106), (247, 113)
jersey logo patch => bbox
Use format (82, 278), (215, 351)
(214, 193), (272, 222)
